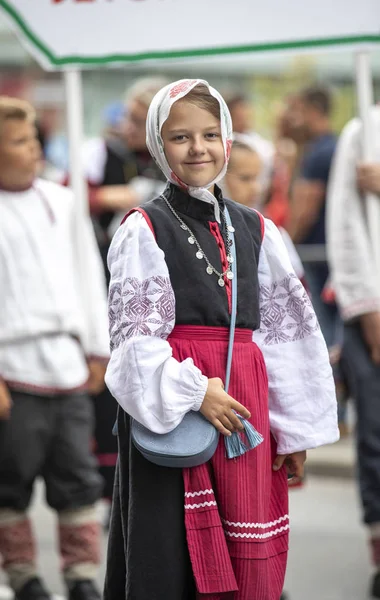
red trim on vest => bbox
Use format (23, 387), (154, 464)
(254, 209), (265, 240)
(121, 207), (156, 239)
(208, 222), (232, 313)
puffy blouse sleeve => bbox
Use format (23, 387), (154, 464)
(105, 211), (208, 434)
(254, 218), (339, 455)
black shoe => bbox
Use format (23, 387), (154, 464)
(371, 571), (380, 598)
(15, 577), (51, 600)
(68, 580), (101, 600)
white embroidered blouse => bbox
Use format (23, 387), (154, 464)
(0, 179), (110, 392)
(106, 211), (339, 455)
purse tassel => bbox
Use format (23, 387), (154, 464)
(224, 414), (264, 459)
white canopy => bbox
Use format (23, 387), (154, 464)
(0, 0), (379, 70)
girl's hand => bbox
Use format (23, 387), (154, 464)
(200, 377), (251, 437)
(273, 450), (307, 485)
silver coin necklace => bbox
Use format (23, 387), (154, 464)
(162, 195), (235, 288)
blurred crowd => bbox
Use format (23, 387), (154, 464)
(1, 73), (380, 599)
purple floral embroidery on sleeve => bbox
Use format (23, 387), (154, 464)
(259, 274), (319, 345)
(108, 276), (175, 351)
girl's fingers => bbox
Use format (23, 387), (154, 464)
(230, 399), (251, 420)
(213, 419), (232, 437)
(287, 475), (302, 486)
(273, 454), (287, 471)
(285, 459), (304, 478)
(220, 415), (236, 433)
(226, 410), (244, 431)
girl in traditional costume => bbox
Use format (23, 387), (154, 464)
(104, 79), (338, 600)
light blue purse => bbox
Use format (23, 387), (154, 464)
(131, 206), (263, 468)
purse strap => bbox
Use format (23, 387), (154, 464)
(224, 206), (237, 394)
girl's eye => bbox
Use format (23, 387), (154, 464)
(173, 135), (186, 141)
(205, 133), (219, 139)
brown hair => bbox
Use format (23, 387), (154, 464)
(228, 139), (258, 170)
(180, 84), (220, 121)
(0, 97), (35, 136)
(300, 85), (332, 116)
(225, 94), (248, 112)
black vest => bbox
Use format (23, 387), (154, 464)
(143, 184), (263, 330)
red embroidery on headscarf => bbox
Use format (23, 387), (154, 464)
(170, 171), (188, 190)
(226, 139), (232, 160)
(169, 80), (198, 98)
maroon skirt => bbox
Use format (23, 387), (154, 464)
(168, 325), (289, 600)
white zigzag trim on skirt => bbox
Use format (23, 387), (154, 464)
(184, 489), (214, 498)
(184, 501), (217, 510)
(224, 524), (290, 539)
(222, 514), (289, 529)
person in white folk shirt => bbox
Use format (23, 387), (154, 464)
(0, 98), (109, 600)
(327, 105), (380, 600)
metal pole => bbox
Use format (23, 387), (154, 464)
(355, 50), (380, 271)
(64, 69), (88, 216)
(63, 69), (91, 350)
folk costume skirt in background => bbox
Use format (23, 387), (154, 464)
(104, 326), (289, 600)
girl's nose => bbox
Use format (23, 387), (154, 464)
(189, 136), (206, 155)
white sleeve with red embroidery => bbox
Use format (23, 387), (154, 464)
(255, 218), (339, 455)
(105, 211), (208, 434)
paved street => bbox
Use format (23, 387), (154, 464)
(285, 475), (371, 600)
(0, 474), (373, 599)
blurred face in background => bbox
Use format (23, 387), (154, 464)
(122, 98), (149, 151)
(225, 146), (262, 208)
(290, 97), (326, 140)
(229, 100), (253, 134)
(296, 100), (317, 138)
(280, 95), (309, 143)
(0, 118), (41, 189)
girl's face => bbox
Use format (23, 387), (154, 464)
(225, 148), (262, 208)
(161, 100), (225, 189)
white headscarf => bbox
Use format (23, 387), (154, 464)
(146, 79), (233, 223)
